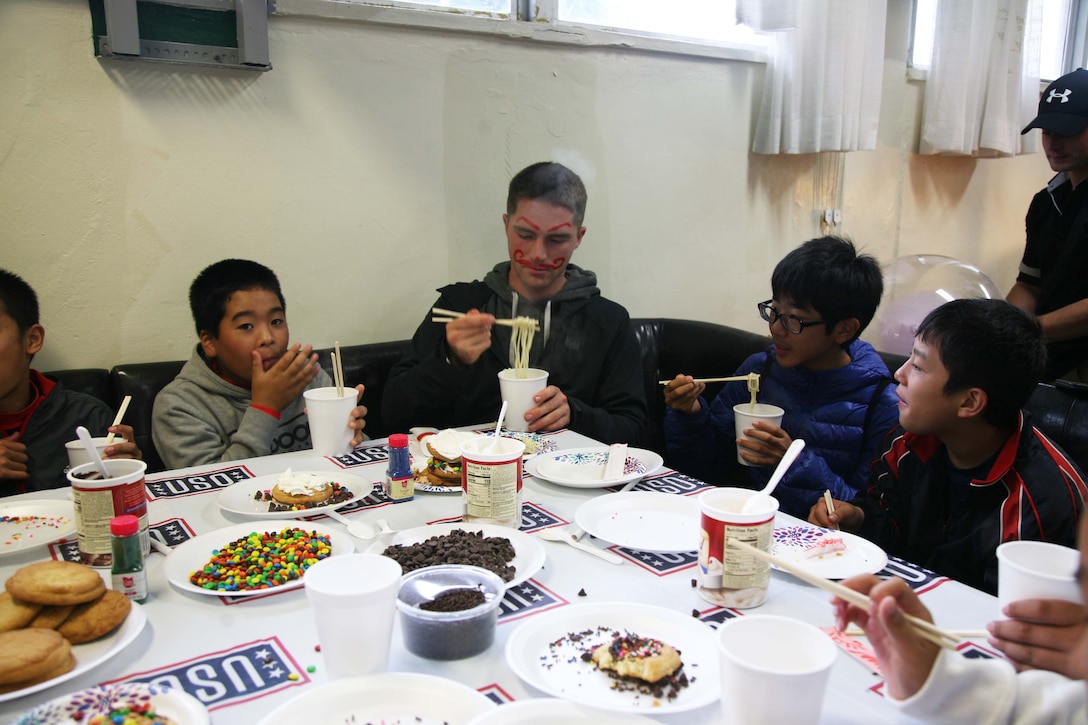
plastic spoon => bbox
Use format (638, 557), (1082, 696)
(741, 438), (806, 514)
(323, 508), (376, 539)
(538, 527), (624, 565)
(487, 401), (509, 453)
(75, 425), (110, 479)
(375, 518), (395, 535)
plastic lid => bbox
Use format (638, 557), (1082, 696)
(389, 433), (409, 448)
(110, 514), (139, 536)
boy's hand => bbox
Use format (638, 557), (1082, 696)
(445, 309), (494, 367)
(737, 420), (791, 466)
(832, 575), (940, 701)
(102, 425), (142, 461)
(988, 599), (1088, 679)
(349, 384), (367, 446)
(525, 386), (570, 432)
(251, 344), (320, 412)
(809, 498), (864, 531)
(663, 375), (704, 415)
(0, 433), (28, 481)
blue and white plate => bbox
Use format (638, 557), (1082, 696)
(526, 447), (662, 488)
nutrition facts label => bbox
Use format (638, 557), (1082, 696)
(464, 460), (518, 522)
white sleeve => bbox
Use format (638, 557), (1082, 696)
(891, 650), (1087, 724)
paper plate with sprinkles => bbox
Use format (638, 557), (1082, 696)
(0, 499), (77, 558)
(163, 522), (354, 597)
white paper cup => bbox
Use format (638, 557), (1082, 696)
(303, 387), (356, 457)
(716, 615), (837, 725)
(498, 368), (548, 432)
(733, 403), (785, 466)
(64, 437), (112, 470)
(461, 436), (525, 528)
(67, 459), (149, 568)
(997, 540), (1082, 612)
(304, 554), (403, 679)
(697, 488), (779, 608)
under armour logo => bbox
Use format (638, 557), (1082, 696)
(1048, 88), (1073, 104)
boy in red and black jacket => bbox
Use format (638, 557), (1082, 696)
(811, 298), (1086, 595)
(0, 269), (140, 494)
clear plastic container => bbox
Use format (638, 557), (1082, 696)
(396, 564), (504, 660)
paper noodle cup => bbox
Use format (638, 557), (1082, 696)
(305, 554), (403, 679)
(67, 459), (149, 568)
(716, 615), (837, 724)
(65, 437), (112, 470)
(733, 403), (785, 466)
(997, 540), (1082, 613)
(697, 487), (778, 608)
(498, 368), (548, 432)
(304, 386), (357, 457)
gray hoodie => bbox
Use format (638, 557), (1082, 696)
(152, 346), (332, 470)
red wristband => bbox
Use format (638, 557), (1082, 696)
(250, 404), (281, 420)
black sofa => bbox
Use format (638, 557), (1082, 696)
(48, 319), (1088, 476)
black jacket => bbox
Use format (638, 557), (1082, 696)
(382, 265), (649, 445)
(854, 412), (1087, 594)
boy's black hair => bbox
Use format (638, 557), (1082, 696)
(189, 259), (285, 338)
(507, 162), (588, 228)
(770, 237), (883, 348)
(0, 268), (40, 336)
(916, 299), (1045, 428)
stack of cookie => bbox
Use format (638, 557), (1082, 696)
(0, 561), (131, 693)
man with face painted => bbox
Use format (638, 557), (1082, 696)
(382, 162), (649, 445)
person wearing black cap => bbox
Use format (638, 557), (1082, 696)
(1009, 68), (1088, 381)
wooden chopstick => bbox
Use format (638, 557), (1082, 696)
(844, 626), (988, 639)
(823, 490), (839, 531)
(431, 307), (539, 330)
(658, 375), (756, 385)
(332, 340), (345, 397)
(726, 538), (960, 650)
(103, 395), (132, 445)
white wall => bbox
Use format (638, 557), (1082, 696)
(0, 0), (1052, 372)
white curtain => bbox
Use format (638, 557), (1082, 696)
(749, 0), (887, 154)
(920, 0), (1042, 157)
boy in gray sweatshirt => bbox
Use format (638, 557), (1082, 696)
(152, 259), (366, 470)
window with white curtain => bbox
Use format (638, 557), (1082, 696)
(912, 0), (1084, 81)
(334, 0), (768, 51)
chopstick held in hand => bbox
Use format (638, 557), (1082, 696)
(823, 490), (839, 531)
(726, 538), (959, 650)
(103, 395), (132, 446)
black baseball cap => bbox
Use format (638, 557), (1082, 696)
(1022, 68), (1088, 136)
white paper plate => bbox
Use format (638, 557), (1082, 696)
(13, 681), (208, 724)
(575, 492), (699, 552)
(0, 500), (77, 557)
(216, 471), (374, 518)
(164, 522), (354, 597)
(367, 522), (545, 589)
(526, 447), (662, 488)
(504, 602), (720, 714)
(467, 698), (656, 724)
(257, 672), (495, 725)
(0, 604), (148, 704)
(771, 525), (889, 580)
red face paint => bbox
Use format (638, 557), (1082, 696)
(513, 249), (565, 270)
(514, 216), (541, 231)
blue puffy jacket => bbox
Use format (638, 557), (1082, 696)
(665, 339), (900, 517)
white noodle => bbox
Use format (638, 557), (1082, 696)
(512, 317), (538, 378)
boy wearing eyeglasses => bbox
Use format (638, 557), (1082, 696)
(663, 236), (898, 517)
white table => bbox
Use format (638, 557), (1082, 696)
(0, 429), (1001, 723)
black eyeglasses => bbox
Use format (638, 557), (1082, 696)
(757, 300), (828, 335)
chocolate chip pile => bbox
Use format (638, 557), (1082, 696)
(419, 587), (487, 612)
(382, 528), (516, 582)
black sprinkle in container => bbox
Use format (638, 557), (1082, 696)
(396, 564), (504, 660)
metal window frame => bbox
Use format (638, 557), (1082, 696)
(98, 0), (271, 70)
